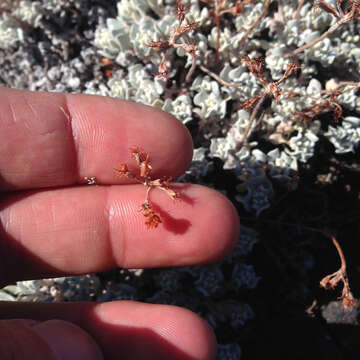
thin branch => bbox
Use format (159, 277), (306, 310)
(199, 64), (244, 87)
(294, 0), (306, 19)
(285, 20), (344, 58)
(238, 0), (271, 47)
(286, 3), (360, 58)
(236, 95), (266, 150)
(185, 54), (197, 83)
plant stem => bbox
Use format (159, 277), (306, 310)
(236, 95), (266, 151)
(286, 11), (353, 58)
(199, 64), (244, 87)
(238, 0), (271, 47)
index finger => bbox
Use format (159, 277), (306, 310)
(0, 87), (193, 190)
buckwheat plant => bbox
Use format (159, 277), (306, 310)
(114, 148), (179, 228)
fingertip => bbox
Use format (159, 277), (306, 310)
(158, 305), (217, 360)
(92, 301), (216, 360)
(169, 184), (240, 265)
(201, 187), (240, 262)
(107, 183), (240, 269)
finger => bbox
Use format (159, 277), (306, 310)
(0, 184), (239, 284)
(0, 301), (216, 360)
(0, 319), (57, 360)
(0, 87), (193, 190)
(0, 319), (103, 360)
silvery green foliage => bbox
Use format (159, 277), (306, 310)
(187, 0), (211, 27)
(193, 75), (228, 119)
(325, 117), (360, 153)
(100, 64), (165, 105)
(233, 1), (267, 36)
(287, 127), (319, 162)
(5, 274), (141, 302)
(94, 18), (132, 57)
(0, 15), (24, 50)
(271, 78), (320, 117)
(94, 0), (175, 62)
(220, 63), (261, 101)
(267, 148), (298, 174)
(206, 1), (268, 62)
(0, 285), (18, 301)
(92, 0), (359, 183)
(207, 26), (234, 57)
(162, 94), (193, 123)
(209, 109), (257, 169)
(14, 1), (43, 26)
(0, 1), (43, 50)
(1, 276), (101, 302)
(265, 45), (293, 81)
(268, 1), (360, 73)
(337, 86), (360, 112)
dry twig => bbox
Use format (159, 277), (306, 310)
(237, 0), (271, 47)
(292, 81), (360, 123)
(235, 56), (300, 149)
(320, 235), (356, 311)
(294, 0), (307, 19)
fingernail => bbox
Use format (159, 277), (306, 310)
(32, 319), (104, 360)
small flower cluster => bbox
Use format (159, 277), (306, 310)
(114, 148), (179, 228)
(146, 0), (198, 81)
(320, 236), (356, 311)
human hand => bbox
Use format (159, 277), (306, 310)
(0, 87), (239, 359)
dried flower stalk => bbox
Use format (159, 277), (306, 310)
(234, 56), (300, 149)
(146, 0), (198, 82)
(201, 0), (256, 61)
(286, 0), (360, 58)
(114, 148), (179, 229)
(320, 235), (356, 311)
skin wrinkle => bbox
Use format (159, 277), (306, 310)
(114, 195), (137, 270)
(1, 91), (79, 189)
(104, 186), (123, 270)
(49, 196), (57, 233)
(17, 93), (55, 136)
(63, 94), (80, 184)
(64, 94), (112, 183)
(8, 102), (18, 124)
(23, 96), (39, 130)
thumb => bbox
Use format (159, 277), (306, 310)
(0, 319), (104, 360)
